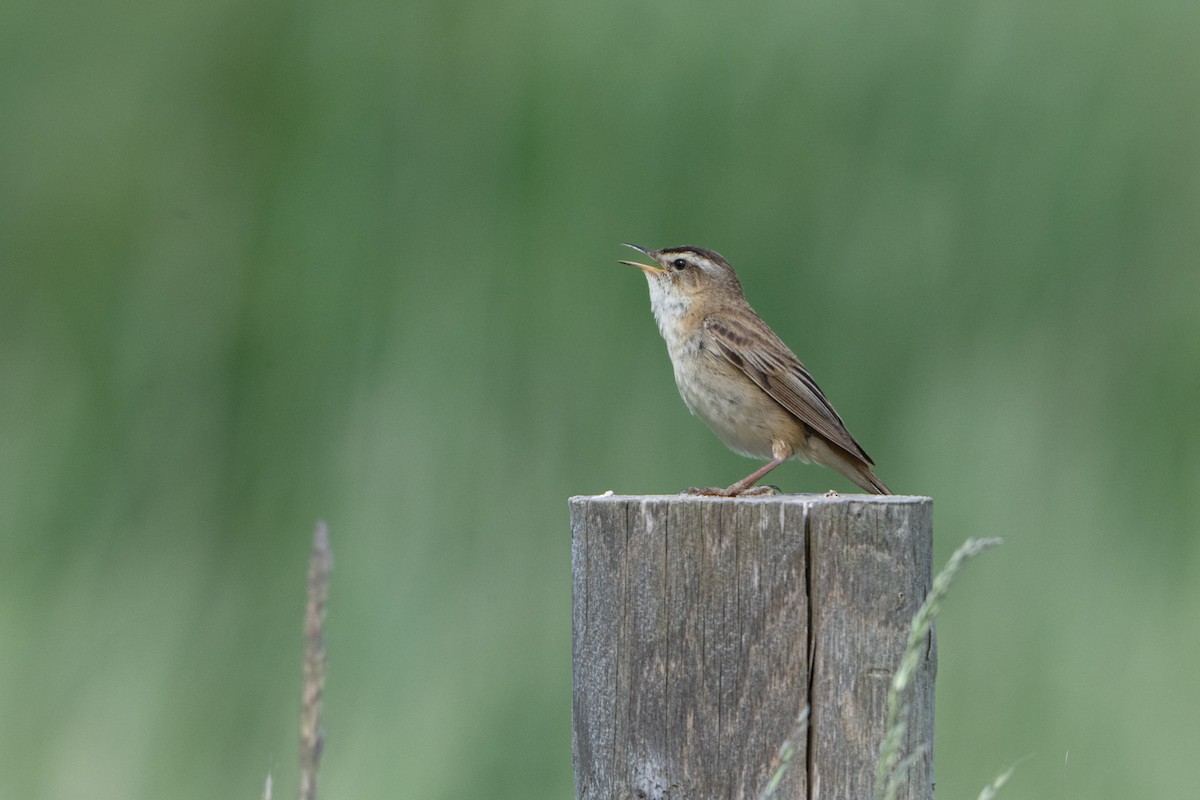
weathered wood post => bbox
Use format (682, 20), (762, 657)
(570, 494), (934, 800)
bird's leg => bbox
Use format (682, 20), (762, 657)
(722, 455), (788, 495)
(682, 441), (793, 497)
(722, 439), (795, 496)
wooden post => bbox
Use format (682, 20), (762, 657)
(569, 494), (934, 800)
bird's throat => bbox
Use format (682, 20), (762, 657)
(646, 278), (690, 346)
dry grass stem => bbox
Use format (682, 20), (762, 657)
(299, 521), (332, 800)
(873, 537), (1003, 800)
(754, 706), (810, 800)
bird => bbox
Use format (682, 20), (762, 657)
(618, 243), (891, 496)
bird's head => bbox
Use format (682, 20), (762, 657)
(618, 243), (745, 302)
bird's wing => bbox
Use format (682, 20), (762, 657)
(704, 314), (874, 465)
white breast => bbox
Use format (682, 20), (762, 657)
(646, 276), (689, 343)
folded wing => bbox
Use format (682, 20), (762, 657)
(704, 314), (875, 466)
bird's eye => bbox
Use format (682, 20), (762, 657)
(672, 258), (688, 270)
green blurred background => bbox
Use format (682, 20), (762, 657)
(2, 0), (1198, 797)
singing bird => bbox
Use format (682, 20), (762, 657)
(619, 243), (890, 495)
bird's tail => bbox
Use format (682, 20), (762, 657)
(811, 436), (894, 494)
(854, 467), (892, 495)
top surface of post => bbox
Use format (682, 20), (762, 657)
(571, 492), (931, 505)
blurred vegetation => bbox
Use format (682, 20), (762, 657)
(1, 0), (1197, 797)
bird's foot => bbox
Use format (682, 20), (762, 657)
(740, 484), (781, 497)
(682, 484), (781, 497)
(683, 486), (732, 497)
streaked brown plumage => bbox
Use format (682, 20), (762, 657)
(619, 243), (890, 496)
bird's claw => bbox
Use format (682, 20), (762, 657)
(681, 484), (781, 498)
(683, 486), (730, 496)
(740, 485), (781, 497)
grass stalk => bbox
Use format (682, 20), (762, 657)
(299, 521), (332, 800)
(873, 537), (1003, 800)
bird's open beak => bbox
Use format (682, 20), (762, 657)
(618, 242), (664, 274)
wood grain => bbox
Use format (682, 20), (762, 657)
(570, 494), (933, 800)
